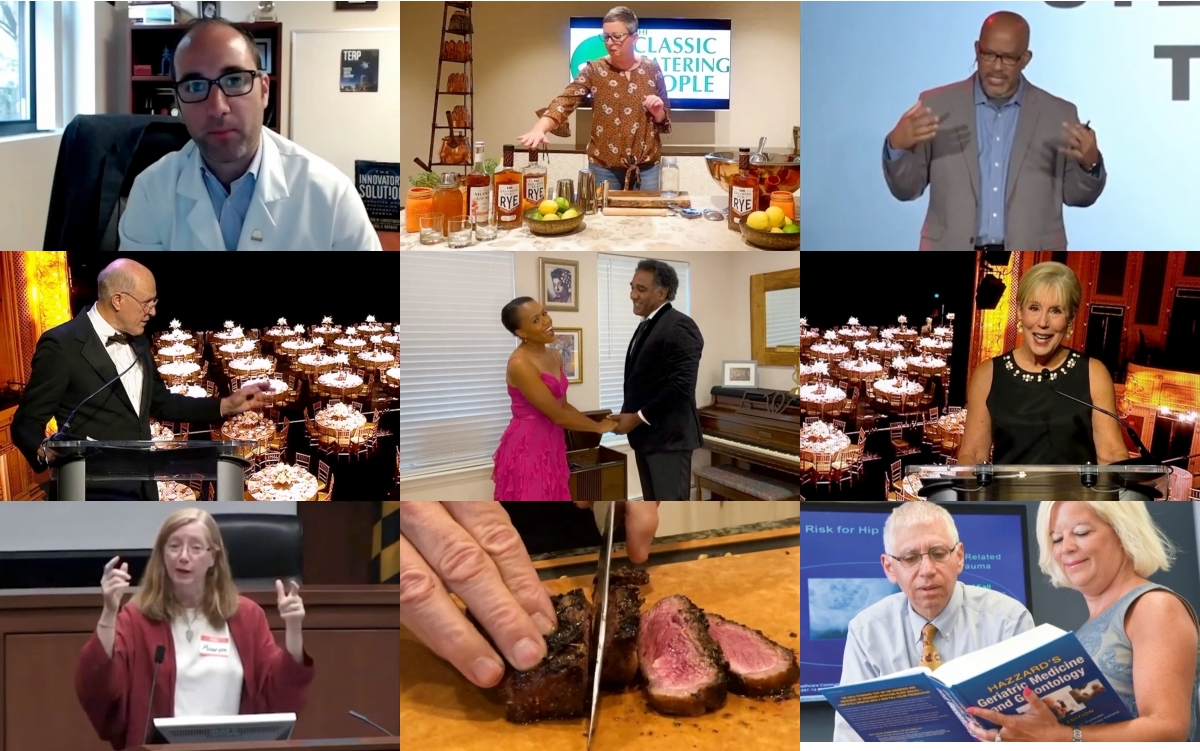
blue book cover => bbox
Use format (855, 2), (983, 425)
(820, 624), (1132, 742)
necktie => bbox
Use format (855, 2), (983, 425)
(106, 332), (131, 347)
(629, 319), (649, 355)
(920, 622), (943, 669)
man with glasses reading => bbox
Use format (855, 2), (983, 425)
(832, 502), (1034, 742)
(880, 11), (1106, 252)
(118, 18), (381, 250)
(11, 259), (270, 500)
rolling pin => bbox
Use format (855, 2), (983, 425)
(602, 207), (670, 216)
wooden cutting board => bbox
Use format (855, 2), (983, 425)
(605, 190), (692, 208)
(400, 544), (799, 751)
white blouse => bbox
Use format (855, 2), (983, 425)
(172, 608), (245, 718)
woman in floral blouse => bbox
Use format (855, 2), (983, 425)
(517, 6), (672, 191)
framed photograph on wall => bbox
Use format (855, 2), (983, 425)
(255, 39), (273, 74)
(539, 257), (579, 312)
(549, 328), (583, 384)
(200, 1), (220, 19)
(722, 360), (759, 388)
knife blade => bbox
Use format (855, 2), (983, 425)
(586, 501), (617, 750)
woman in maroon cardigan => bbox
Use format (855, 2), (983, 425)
(75, 508), (316, 750)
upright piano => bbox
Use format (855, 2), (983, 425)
(697, 387), (802, 499)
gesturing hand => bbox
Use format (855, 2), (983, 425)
(573, 501), (662, 564)
(101, 556), (131, 615)
(611, 412), (643, 435)
(1061, 121), (1100, 169)
(400, 502), (558, 689)
(221, 381), (272, 417)
(516, 128), (550, 149)
(275, 579), (305, 628)
(643, 95), (666, 120)
(888, 101), (940, 152)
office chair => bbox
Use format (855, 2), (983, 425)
(212, 513), (304, 582)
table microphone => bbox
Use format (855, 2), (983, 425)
(349, 710), (395, 736)
(142, 645), (166, 745)
(1040, 368), (1158, 465)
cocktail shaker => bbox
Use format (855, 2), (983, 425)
(555, 179), (575, 205)
(577, 169), (597, 214)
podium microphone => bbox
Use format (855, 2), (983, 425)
(142, 645), (166, 745)
(1040, 368), (1158, 465)
(348, 710), (395, 736)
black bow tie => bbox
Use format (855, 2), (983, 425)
(106, 332), (132, 347)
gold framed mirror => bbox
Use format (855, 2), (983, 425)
(750, 267), (800, 367)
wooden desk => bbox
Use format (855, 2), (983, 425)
(137, 740), (397, 751)
(377, 231), (399, 251)
(0, 586), (398, 751)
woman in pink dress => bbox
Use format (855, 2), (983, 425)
(493, 297), (617, 501)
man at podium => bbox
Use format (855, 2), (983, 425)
(75, 508), (315, 750)
(10, 258), (269, 500)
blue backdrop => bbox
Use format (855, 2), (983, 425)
(800, 1), (1200, 251)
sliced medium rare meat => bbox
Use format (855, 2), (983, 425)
(468, 588), (593, 723)
(704, 611), (799, 697)
(591, 566), (648, 688)
(636, 595), (729, 716)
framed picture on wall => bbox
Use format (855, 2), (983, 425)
(255, 39), (273, 74)
(722, 360), (759, 388)
(549, 328), (583, 384)
(335, 1), (379, 9)
(539, 257), (579, 312)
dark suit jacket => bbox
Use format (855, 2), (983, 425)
(620, 303), (704, 454)
(11, 311), (224, 499)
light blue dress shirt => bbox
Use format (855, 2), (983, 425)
(200, 141), (264, 252)
(832, 581), (1035, 742)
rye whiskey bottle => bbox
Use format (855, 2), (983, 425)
(727, 147), (758, 231)
(521, 149), (547, 213)
(465, 140), (491, 226)
(493, 144), (522, 229)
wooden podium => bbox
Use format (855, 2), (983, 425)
(134, 739), (397, 750)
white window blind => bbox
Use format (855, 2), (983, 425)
(597, 255), (690, 445)
(399, 251), (516, 476)
(766, 287), (801, 346)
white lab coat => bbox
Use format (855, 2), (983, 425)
(118, 127), (383, 250)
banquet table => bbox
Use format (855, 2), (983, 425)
(809, 342), (850, 360)
(157, 481), (197, 501)
(246, 463), (320, 501)
(317, 371), (367, 398)
(836, 358), (884, 382)
(867, 340), (907, 355)
(799, 420), (851, 455)
(157, 361), (200, 386)
(798, 384), (847, 418)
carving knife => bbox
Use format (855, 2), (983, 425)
(586, 501), (616, 750)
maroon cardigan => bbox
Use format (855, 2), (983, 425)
(75, 595), (315, 751)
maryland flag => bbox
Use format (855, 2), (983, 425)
(372, 501), (400, 583)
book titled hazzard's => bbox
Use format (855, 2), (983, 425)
(820, 624), (1132, 742)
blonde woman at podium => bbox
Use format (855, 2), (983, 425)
(75, 508), (315, 750)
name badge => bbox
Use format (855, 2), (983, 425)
(198, 634), (231, 657)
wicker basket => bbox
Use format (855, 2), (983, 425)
(524, 206), (585, 236)
(740, 221), (799, 250)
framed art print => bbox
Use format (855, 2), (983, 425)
(539, 257), (579, 312)
(549, 328), (583, 384)
(722, 360), (759, 388)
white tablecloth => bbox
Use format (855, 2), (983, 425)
(799, 385), (846, 404)
(874, 379), (924, 396)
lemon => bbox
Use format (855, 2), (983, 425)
(561, 208), (579, 220)
(769, 227), (784, 234)
(538, 199), (559, 215)
(542, 214), (560, 221)
(782, 224), (799, 234)
(556, 196), (570, 212)
(531, 211), (543, 221)
(745, 211), (770, 231)
(765, 206), (786, 229)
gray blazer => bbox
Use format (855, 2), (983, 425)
(882, 76), (1106, 252)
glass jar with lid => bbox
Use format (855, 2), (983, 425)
(659, 156), (680, 198)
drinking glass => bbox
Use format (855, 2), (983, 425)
(419, 214), (444, 244)
(447, 216), (473, 248)
(474, 213), (498, 241)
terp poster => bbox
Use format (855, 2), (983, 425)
(340, 49), (379, 92)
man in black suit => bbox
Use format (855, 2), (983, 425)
(611, 260), (704, 501)
(11, 258), (269, 500)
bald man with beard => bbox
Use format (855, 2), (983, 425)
(11, 259), (269, 500)
(881, 11), (1106, 252)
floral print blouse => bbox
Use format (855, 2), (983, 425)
(539, 56), (673, 169)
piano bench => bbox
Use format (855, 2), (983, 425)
(693, 465), (802, 502)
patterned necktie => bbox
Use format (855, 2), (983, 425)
(106, 332), (131, 347)
(920, 622), (943, 669)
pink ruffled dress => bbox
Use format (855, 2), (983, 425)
(492, 368), (572, 501)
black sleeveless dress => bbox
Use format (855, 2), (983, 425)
(985, 348), (1097, 464)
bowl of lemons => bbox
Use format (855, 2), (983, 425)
(524, 197), (585, 236)
(739, 206), (799, 250)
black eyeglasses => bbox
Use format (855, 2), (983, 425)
(978, 49), (1025, 67)
(174, 70), (263, 104)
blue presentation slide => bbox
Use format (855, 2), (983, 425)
(801, 1), (1200, 250)
(799, 508), (1028, 702)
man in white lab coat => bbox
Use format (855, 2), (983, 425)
(118, 18), (382, 251)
